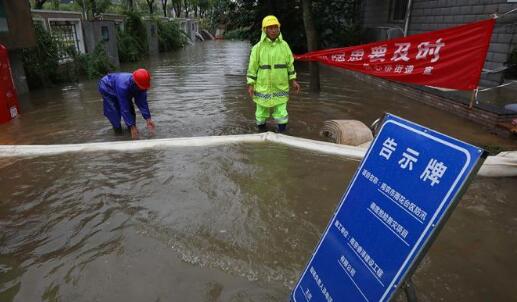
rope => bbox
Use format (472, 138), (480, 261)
(493, 7), (517, 19)
(477, 80), (517, 92)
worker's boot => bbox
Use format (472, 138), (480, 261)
(257, 123), (267, 132)
(113, 127), (123, 135)
(277, 123), (287, 133)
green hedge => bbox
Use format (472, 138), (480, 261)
(21, 23), (64, 88)
(22, 23), (115, 88)
(118, 11), (148, 63)
(73, 43), (115, 79)
(223, 27), (249, 40)
(157, 19), (187, 52)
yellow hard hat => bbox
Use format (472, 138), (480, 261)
(262, 15), (280, 30)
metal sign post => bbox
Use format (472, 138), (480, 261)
(291, 114), (487, 302)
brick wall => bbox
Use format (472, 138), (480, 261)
(360, 0), (517, 87)
(360, 0), (406, 41)
(409, 0), (517, 87)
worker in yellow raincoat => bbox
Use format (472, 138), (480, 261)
(246, 15), (300, 132)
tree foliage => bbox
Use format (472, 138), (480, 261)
(32, 0), (48, 9)
(157, 19), (187, 52)
(34, 0), (220, 19)
(208, 0), (362, 52)
(21, 23), (113, 88)
(44, 0), (114, 18)
(21, 23), (62, 88)
(313, 0), (361, 48)
(117, 11), (149, 62)
(161, 0), (168, 16)
(73, 43), (115, 79)
(145, 0), (155, 14)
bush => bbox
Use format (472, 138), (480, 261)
(118, 28), (145, 62)
(157, 19), (187, 52)
(21, 23), (63, 89)
(22, 23), (116, 89)
(224, 27), (250, 40)
(73, 43), (115, 79)
(117, 11), (148, 63)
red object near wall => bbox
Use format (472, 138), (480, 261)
(0, 44), (20, 124)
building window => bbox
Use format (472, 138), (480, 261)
(101, 26), (109, 41)
(390, 0), (409, 22)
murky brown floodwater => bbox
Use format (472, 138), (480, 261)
(0, 41), (516, 302)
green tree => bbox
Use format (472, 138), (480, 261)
(117, 11), (148, 62)
(32, 0), (48, 9)
(22, 23), (63, 88)
(161, 0), (168, 17)
(198, 0), (209, 17)
(313, 0), (361, 48)
(145, 0), (155, 14)
(208, 0), (361, 52)
(50, 0), (59, 10)
(302, 0), (320, 92)
(157, 19), (187, 51)
(171, 0), (182, 17)
(75, 0), (113, 19)
(73, 43), (115, 79)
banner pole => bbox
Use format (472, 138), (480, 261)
(403, 0), (414, 36)
(469, 88), (479, 109)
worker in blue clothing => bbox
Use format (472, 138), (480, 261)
(98, 68), (155, 139)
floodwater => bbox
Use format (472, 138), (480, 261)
(0, 41), (516, 302)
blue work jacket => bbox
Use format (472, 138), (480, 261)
(99, 73), (151, 127)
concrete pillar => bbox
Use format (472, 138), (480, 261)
(82, 21), (120, 67)
(8, 50), (29, 95)
(145, 21), (159, 56)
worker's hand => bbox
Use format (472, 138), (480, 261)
(130, 126), (139, 140)
(247, 85), (254, 98)
(146, 118), (156, 136)
(291, 80), (301, 94)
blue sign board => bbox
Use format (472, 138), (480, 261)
(291, 114), (486, 302)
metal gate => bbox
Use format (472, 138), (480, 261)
(49, 20), (80, 60)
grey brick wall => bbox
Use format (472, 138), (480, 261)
(361, 0), (406, 41)
(360, 0), (517, 87)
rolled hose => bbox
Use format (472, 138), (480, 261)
(320, 120), (373, 146)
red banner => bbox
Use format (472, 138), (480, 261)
(295, 19), (495, 90)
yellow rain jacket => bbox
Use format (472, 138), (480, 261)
(246, 32), (297, 107)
